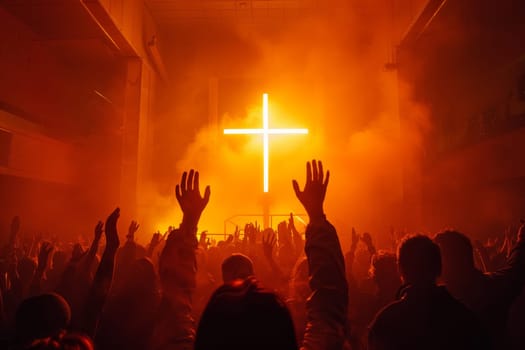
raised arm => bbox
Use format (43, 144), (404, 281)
(262, 231), (286, 282)
(489, 221), (525, 301)
(293, 160), (348, 350)
(29, 241), (53, 296)
(77, 221), (103, 280)
(127, 220), (140, 242)
(7, 216), (20, 251)
(289, 213), (305, 257)
(361, 232), (376, 256)
(345, 227), (360, 275)
(147, 233), (163, 258)
(176, 169), (210, 231)
(152, 169), (210, 350)
(82, 208), (120, 336)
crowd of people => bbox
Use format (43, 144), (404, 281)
(1, 159), (525, 350)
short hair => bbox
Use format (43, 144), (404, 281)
(434, 230), (474, 268)
(397, 235), (441, 284)
(195, 277), (298, 350)
(221, 254), (254, 283)
(15, 293), (71, 343)
(370, 250), (397, 281)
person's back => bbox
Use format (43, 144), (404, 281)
(195, 277), (297, 350)
(435, 228), (525, 348)
(368, 235), (490, 350)
(369, 284), (488, 350)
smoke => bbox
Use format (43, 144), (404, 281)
(140, 0), (430, 247)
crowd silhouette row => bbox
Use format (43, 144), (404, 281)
(1, 160), (525, 350)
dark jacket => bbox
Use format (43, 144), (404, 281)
(368, 284), (491, 350)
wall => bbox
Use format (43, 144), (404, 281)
(398, 0), (525, 235)
(0, 6), (126, 236)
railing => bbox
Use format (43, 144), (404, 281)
(223, 213), (308, 238)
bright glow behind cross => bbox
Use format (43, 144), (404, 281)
(224, 93), (308, 192)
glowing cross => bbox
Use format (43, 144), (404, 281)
(224, 93), (308, 192)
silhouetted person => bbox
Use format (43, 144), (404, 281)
(368, 235), (490, 350)
(151, 169), (211, 350)
(293, 160), (348, 349)
(195, 277), (298, 350)
(350, 250), (401, 349)
(435, 227), (525, 349)
(194, 160), (348, 350)
(114, 220), (146, 289)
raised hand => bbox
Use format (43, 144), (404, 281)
(233, 225), (240, 243)
(72, 244), (85, 262)
(361, 232), (372, 246)
(288, 213), (297, 233)
(199, 231), (208, 249)
(9, 216), (20, 246)
(152, 232), (162, 247)
(37, 241), (53, 272)
(350, 227), (359, 251)
(292, 160), (329, 221)
(147, 232), (162, 257)
(94, 221), (104, 241)
(105, 208), (120, 251)
(175, 169), (211, 228)
(361, 232), (376, 255)
(127, 220), (140, 241)
(262, 231), (277, 261)
(245, 223), (257, 245)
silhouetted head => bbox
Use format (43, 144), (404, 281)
(398, 235), (441, 286)
(434, 230), (475, 283)
(195, 277), (298, 350)
(370, 250), (400, 293)
(15, 293), (71, 344)
(221, 254), (254, 283)
(133, 257), (158, 283)
(123, 258), (160, 296)
(119, 257), (160, 297)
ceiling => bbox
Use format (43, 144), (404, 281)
(1, 0), (122, 66)
(146, 0), (323, 26)
(2, 0), (102, 40)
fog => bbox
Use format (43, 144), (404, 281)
(138, 0), (430, 247)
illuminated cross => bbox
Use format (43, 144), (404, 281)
(224, 93), (308, 192)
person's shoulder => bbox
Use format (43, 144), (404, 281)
(369, 299), (405, 330)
